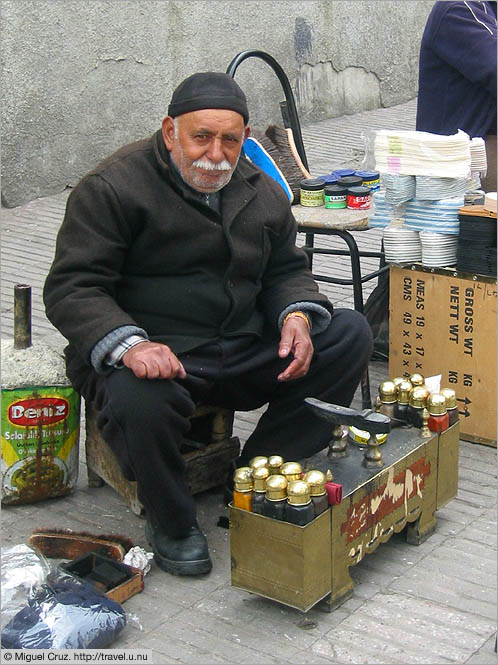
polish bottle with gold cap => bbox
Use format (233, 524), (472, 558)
(285, 480), (315, 525)
(441, 388), (459, 426)
(303, 470), (328, 516)
(378, 381), (397, 419)
(394, 379), (412, 423)
(233, 467), (253, 511)
(280, 461), (303, 484)
(251, 466), (269, 515)
(407, 386), (427, 428)
(427, 393), (449, 433)
(262, 474), (288, 520)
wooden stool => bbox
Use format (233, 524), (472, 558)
(85, 402), (240, 516)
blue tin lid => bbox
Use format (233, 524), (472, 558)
(332, 168), (356, 178)
(355, 170), (380, 179)
(318, 174), (339, 184)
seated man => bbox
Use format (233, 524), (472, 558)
(44, 72), (372, 577)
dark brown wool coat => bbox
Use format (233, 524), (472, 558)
(44, 130), (332, 391)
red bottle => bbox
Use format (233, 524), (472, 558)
(427, 393), (449, 433)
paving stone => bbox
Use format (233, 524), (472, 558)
(131, 629), (233, 663)
(132, 611), (296, 664)
(433, 516), (469, 536)
(283, 648), (341, 664)
(389, 576), (497, 621)
(313, 625), (449, 664)
(364, 592), (496, 638)
(330, 609), (477, 662)
(443, 536), (498, 562)
(463, 634), (498, 665)
(437, 505), (488, 527)
(458, 467), (497, 488)
(456, 488), (497, 510)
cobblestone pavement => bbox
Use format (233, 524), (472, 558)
(1, 99), (496, 663)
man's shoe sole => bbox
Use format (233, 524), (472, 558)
(145, 523), (212, 576)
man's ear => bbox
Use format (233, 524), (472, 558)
(162, 116), (175, 150)
(243, 125), (251, 142)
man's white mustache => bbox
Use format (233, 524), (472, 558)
(192, 158), (232, 171)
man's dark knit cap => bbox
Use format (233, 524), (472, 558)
(168, 72), (249, 124)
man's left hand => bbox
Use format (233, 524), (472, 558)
(277, 316), (314, 381)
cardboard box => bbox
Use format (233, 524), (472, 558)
(229, 506), (331, 612)
(389, 264), (497, 446)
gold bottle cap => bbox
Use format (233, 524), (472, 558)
(268, 455), (284, 474)
(326, 469), (334, 482)
(410, 373), (425, 387)
(392, 377), (405, 393)
(379, 380), (397, 403)
(409, 385), (429, 408)
(303, 470), (326, 496)
(280, 461), (303, 481)
(397, 380), (413, 405)
(427, 393), (448, 416)
(440, 388), (457, 409)
(252, 466), (270, 492)
(265, 474), (288, 500)
(233, 467), (253, 492)
(418, 385), (430, 402)
(249, 456), (268, 471)
(287, 480), (311, 506)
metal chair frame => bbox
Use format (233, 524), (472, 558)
(227, 50), (387, 409)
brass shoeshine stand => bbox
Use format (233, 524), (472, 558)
(229, 399), (459, 612)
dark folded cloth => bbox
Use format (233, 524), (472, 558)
(1, 576), (126, 649)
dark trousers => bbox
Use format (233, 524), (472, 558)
(89, 309), (372, 537)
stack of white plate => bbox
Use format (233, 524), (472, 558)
(374, 129), (471, 178)
(470, 137), (487, 173)
(415, 176), (470, 200)
(404, 196), (463, 235)
(382, 173), (416, 205)
(383, 226), (422, 263)
(420, 232), (458, 267)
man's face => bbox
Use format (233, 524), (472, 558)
(162, 109), (250, 193)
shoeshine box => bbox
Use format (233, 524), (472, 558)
(229, 505), (331, 612)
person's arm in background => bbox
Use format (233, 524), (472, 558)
(428, 2), (496, 97)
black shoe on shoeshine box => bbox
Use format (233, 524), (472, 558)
(145, 520), (212, 576)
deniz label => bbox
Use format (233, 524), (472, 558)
(1, 386), (80, 505)
(8, 397), (69, 427)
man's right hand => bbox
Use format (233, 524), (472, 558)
(122, 341), (187, 380)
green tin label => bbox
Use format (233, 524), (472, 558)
(324, 194), (347, 209)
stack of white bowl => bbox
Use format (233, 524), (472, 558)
(420, 232), (458, 267)
(383, 226), (422, 263)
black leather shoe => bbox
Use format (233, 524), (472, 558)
(145, 520), (212, 576)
